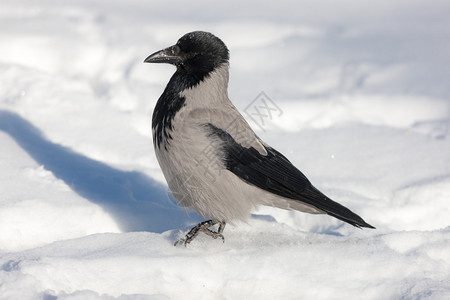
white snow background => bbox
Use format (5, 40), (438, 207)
(1, 0), (450, 299)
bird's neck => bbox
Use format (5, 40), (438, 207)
(179, 62), (230, 107)
(152, 62), (230, 149)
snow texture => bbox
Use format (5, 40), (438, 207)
(1, 0), (449, 299)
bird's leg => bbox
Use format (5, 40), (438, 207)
(218, 221), (226, 234)
(175, 220), (226, 246)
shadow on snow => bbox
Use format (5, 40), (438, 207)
(0, 110), (201, 233)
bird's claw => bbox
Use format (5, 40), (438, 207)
(174, 220), (226, 246)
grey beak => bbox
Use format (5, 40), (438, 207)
(144, 44), (182, 65)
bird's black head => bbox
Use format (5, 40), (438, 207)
(144, 31), (229, 77)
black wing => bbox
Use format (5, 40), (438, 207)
(205, 124), (374, 229)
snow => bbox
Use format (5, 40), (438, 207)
(1, 0), (449, 299)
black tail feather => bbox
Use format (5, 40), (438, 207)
(301, 185), (375, 229)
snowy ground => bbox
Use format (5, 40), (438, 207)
(1, 0), (450, 299)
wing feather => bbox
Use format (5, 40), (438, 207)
(204, 123), (375, 229)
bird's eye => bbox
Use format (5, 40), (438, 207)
(171, 45), (181, 56)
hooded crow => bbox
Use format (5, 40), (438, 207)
(144, 31), (374, 245)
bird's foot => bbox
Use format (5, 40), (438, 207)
(175, 220), (226, 246)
